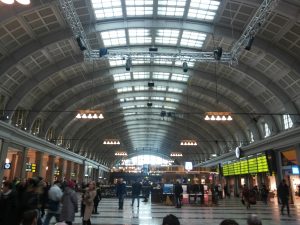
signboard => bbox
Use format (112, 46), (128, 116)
(240, 160), (249, 174)
(248, 157), (258, 173)
(257, 155), (269, 172)
(223, 164), (229, 176)
(185, 162), (193, 171)
(233, 162), (241, 175)
(163, 184), (174, 194)
(4, 163), (11, 169)
(25, 163), (36, 172)
(292, 165), (300, 175)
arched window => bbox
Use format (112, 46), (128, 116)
(11, 108), (27, 129)
(31, 118), (42, 135)
(283, 114), (293, 130)
(46, 127), (55, 142)
(122, 155), (170, 166)
(264, 123), (271, 138)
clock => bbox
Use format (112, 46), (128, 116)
(235, 147), (241, 159)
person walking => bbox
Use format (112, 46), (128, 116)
(59, 181), (78, 225)
(82, 181), (97, 225)
(131, 180), (142, 207)
(92, 183), (102, 214)
(116, 179), (126, 210)
(260, 184), (269, 205)
(43, 180), (63, 225)
(174, 181), (183, 208)
(278, 179), (290, 216)
(242, 184), (250, 209)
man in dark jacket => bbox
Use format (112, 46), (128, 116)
(131, 180), (142, 207)
(0, 181), (18, 225)
(174, 181), (183, 208)
(116, 179), (126, 210)
(278, 179), (290, 216)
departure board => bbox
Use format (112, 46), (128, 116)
(257, 155), (269, 172)
(223, 164), (229, 176)
(248, 157), (258, 173)
(228, 163), (235, 176)
(234, 162), (241, 175)
(240, 160), (249, 174)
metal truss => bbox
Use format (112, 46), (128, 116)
(91, 49), (233, 63)
(230, 0), (279, 62)
(58, 0), (92, 56)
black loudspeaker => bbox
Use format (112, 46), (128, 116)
(148, 82), (154, 87)
(266, 150), (277, 173)
(245, 36), (255, 51)
(149, 47), (158, 52)
(125, 58), (132, 71)
(183, 62), (188, 72)
(147, 102), (152, 107)
(76, 36), (86, 51)
(213, 47), (223, 60)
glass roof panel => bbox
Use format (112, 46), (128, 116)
(134, 85), (148, 91)
(101, 29), (126, 47)
(117, 87), (133, 93)
(113, 72), (131, 81)
(168, 87), (183, 93)
(123, 105), (135, 109)
(133, 72), (150, 79)
(155, 29), (180, 45)
(158, 0), (187, 17)
(129, 28), (152, 44)
(166, 97), (179, 102)
(126, 0), (153, 16)
(120, 97), (134, 102)
(151, 96), (164, 101)
(175, 61), (195, 67)
(153, 56), (173, 65)
(154, 86), (167, 91)
(91, 0), (123, 19)
(152, 72), (170, 80)
(136, 96), (149, 100)
(180, 30), (207, 48)
(124, 112), (136, 116)
(136, 104), (146, 108)
(109, 59), (126, 67)
(164, 105), (176, 110)
(171, 73), (189, 82)
(188, 0), (220, 21)
(153, 105), (163, 108)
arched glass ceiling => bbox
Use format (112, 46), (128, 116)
(122, 154), (171, 166)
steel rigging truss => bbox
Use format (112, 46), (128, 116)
(59, 0), (279, 64)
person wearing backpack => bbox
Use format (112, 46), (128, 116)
(43, 181), (63, 225)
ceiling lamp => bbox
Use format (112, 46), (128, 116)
(204, 112), (233, 121)
(75, 110), (104, 120)
(1, 0), (30, 4)
(103, 139), (120, 145)
(170, 152), (183, 157)
(1, 0), (14, 3)
(180, 140), (197, 146)
(115, 152), (127, 156)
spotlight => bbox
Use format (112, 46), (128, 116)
(148, 82), (154, 87)
(125, 58), (132, 71)
(245, 36), (255, 51)
(99, 48), (108, 57)
(76, 36), (86, 51)
(160, 111), (166, 117)
(147, 102), (152, 107)
(213, 47), (223, 60)
(183, 61), (188, 72)
(149, 47), (158, 52)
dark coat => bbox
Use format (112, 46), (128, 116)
(60, 187), (78, 222)
(132, 182), (142, 196)
(116, 183), (126, 197)
(278, 183), (289, 201)
(174, 183), (183, 197)
(0, 190), (18, 225)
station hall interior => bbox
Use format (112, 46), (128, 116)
(1, 0), (300, 225)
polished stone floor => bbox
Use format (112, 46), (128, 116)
(54, 197), (300, 225)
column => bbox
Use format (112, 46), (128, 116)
(9, 153), (18, 181)
(57, 158), (65, 181)
(65, 161), (72, 181)
(46, 155), (55, 184)
(35, 152), (44, 177)
(78, 160), (85, 184)
(16, 148), (28, 180)
(0, 139), (10, 182)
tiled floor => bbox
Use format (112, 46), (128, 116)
(55, 197), (300, 225)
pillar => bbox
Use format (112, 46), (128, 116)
(16, 148), (28, 180)
(57, 158), (65, 181)
(46, 155), (55, 184)
(35, 152), (44, 177)
(78, 160), (85, 184)
(9, 153), (18, 180)
(65, 161), (72, 181)
(0, 139), (9, 182)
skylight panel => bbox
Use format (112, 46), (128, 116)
(153, 105), (163, 108)
(154, 86), (167, 91)
(120, 97), (134, 102)
(124, 112), (136, 116)
(123, 105), (135, 109)
(166, 97), (179, 102)
(164, 105), (176, 110)
(136, 104), (146, 108)
(151, 96), (164, 101)
(113, 73), (131, 81)
(175, 61), (195, 67)
(152, 72), (170, 80)
(129, 29), (152, 44)
(101, 29), (126, 47)
(180, 31), (207, 48)
(136, 96), (149, 100)
(134, 86), (148, 91)
(91, 0), (123, 19)
(126, 0), (153, 16)
(171, 73), (189, 82)
(133, 72), (150, 79)
(158, 0), (186, 17)
(153, 57), (173, 65)
(155, 29), (180, 45)
(188, 0), (220, 21)
(109, 59), (125, 67)
(168, 87), (183, 93)
(117, 87), (133, 93)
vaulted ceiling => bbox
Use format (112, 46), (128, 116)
(0, 0), (300, 168)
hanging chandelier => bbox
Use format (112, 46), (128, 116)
(115, 151), (127, 156)
(1, 0), (30, 5)
(103, 139), (120, 145)
(180, 140), (198, 146)
(75, 110), (104, 119)
(170, 152), (183, 157)
(204, 112), (233, 121)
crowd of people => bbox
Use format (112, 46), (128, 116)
(0, 176), (291, 225)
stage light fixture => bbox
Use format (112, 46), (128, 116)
(148, 82), (154, 87)
(125, 58), (132, 71)
(183, 61), (188, 72)
(213, 47), (223, 60)
(147, 102), (152, 107)
(245, 36), (255, 51)
(76, 36), (86, 51)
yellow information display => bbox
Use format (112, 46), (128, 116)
(222, 154), (269, 176)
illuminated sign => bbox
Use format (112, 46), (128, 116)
(234, 162), (241, 175)
(292, 166), (300, 175)
(257, 155), (269, 172)
(4, 163), (11, 169)
(223, 164), (229, 176)
(185, 162), (193, 171)
(248, 157), (258, 173)
(240, 160), (249, 174)
(25, 163), (36, 172)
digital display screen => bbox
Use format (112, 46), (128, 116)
(248, 158), (258, 173)
(163, 184), (174, 194)
(292, 166), (300, 175)
(240, 160), (249, 174)
(234, 162), (241, 175)
(223, 164), (229, 176)
(228, 163), (235, 176)
(257, 155), (269, 172)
